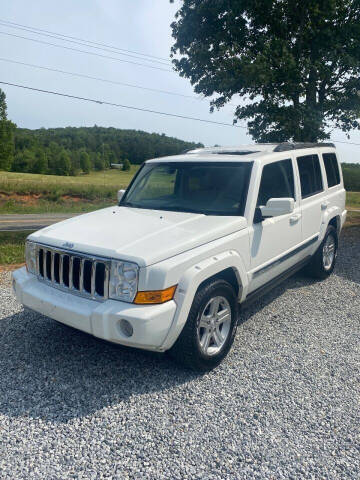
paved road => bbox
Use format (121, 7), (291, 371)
(0, 213), (80, 231)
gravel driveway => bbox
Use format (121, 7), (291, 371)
(0, 228), (359, 479)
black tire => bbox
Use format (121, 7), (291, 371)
(305, 225), (338, 280)
(169, 279), (238, 371)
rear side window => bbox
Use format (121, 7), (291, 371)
(297, 154), (323, 198)
(323, 153), (341, 187)
(256, 159), (295, 207)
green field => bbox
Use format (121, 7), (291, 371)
(0, 167), (138, 188)
(0, 168), (359, 215)
(0, 168), (138, 214)
(0, 170), (359, 266)
(1, 210), (359, 266)
(347, 191), (360, 209)
(0, 231), (32, 265)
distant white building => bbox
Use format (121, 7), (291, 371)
(111, 163), (123, 169)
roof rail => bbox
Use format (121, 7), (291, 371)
(274, 142), (335, 152)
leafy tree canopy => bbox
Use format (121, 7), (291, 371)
(170, 0), (360, 142)
(0, 88), (16, 170)
(11, 126), (203, 176)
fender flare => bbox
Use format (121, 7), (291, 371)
(320, 207), (343, 241)
(160, 249), (248, 351)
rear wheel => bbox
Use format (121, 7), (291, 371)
(306, 225), (338, 279)
(169, 279), (238, 371)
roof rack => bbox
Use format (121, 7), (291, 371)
(274, 142), (335, 152)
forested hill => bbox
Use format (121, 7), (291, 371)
(12, 126), (203, 176)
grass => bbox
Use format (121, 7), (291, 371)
(0, 169), (359, 266)
(347, 191), (360, 209)
(345, 210), (360, 227)
(0, 169), (359, 215)
(0, 167), (138, 189)
(0, 168), (139, 214)
(0, 167), (138, 201)
(0, 198), (113, 214)
(0, 214), (359, 266)
(0, 231), (32, 265)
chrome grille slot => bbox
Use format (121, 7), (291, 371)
(62, 255), (70, 287)
(35, 244), (110, 301)
(72, 257), (81, 290)
(46, 250), (51, 280)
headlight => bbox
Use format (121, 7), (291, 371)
(25, 241), (37, 275)
(109, 260), (139, 302)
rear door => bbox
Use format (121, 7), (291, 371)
(296, 152), (326, 244)
(321, 151), (346, 218)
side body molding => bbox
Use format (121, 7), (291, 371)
(160, 250), (248, 351)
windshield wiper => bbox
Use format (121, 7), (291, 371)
(155, 206), (204, 214)
(120, 201), (139, 208)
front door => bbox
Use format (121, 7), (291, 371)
(248, 157), (302, 293)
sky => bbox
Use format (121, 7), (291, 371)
(1, 0), (359, 163)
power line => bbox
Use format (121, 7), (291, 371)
(0, 57), (200, 100)
(0, 57), (242, 114)
(0, 18), (171, 63)
(331, 139), (360, 146)
(0, 31), (173, 73)
(0, 80), (246, 128)
(0, 21), (170, 66)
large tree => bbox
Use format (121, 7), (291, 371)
(170, 0), (360, 142)
(0, 88), (15, 170)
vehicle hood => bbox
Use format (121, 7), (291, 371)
(29, 206), (247, 267)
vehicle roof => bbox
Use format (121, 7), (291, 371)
(146, 143), (336, 164)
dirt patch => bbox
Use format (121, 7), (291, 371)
(0, 263), (25, 273)
(0, 192), (87, 204)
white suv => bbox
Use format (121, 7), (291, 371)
(13, 143), (347, 370)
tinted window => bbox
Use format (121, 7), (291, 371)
(122, 162), (253, 215)
(323, 153), (340, 188)
(297, 154), (323, 198)
(256, 159), (295, 207)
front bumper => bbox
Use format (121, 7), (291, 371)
(12, 267), (176, 352)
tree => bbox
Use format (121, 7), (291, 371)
(53, 150), (71, 176)
(0, 89), (7, 120)
(94, 152), (105, 171)
(122, 158), (131, 171)
(12, 126), (203, 174)
(79, 150), (91, 174)
(32, 150), (48, 174)
(170, 1), (360, 142)
(12, 149), (35, 172)
(0, 88), (15, 170)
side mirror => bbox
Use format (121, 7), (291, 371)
(117, 189), (125, 203)
(260, 198), (295, 218)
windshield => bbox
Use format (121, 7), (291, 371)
(121, 161), (253, 215)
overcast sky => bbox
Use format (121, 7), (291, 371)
(1, 0), (359, 163)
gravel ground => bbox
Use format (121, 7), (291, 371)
(0, 228), (359, 479)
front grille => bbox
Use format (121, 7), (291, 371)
(35, 244), (110, 301)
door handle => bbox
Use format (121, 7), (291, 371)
(321, 201), (330, 210)
(290, 213), (302, 224)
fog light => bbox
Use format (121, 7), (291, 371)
(119, 319), (133, 338)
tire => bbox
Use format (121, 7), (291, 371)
(305, 225), (338, 280)
(169, 279), (238, 371)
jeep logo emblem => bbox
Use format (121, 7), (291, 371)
(62, 242), (74, 249)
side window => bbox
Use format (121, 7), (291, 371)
(323, 153), (341, 188)
(256, 159), (295, 207)
(296, 154), (323, 198)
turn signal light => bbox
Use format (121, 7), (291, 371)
(134, 285), (177, 304)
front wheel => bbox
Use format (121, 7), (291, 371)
(169, 279), (238, 371)
(306, 225), (338, 279)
